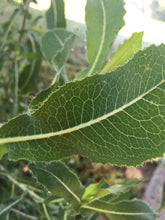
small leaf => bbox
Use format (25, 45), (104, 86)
(29, 161), (85, 210)
(87, 178), (141, 203)
(81, 200), (157, 220)
(46, 0), (66, 29)
(101, 179), (141, 203)
(101, 32), (144, 73)
(82, 179), (105, 203)
(108, 179), (141, 195)
(0, 144), (8, 159)
(76, 0), (125, 80)
(41, 29), (75, 70)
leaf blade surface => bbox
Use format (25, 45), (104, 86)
(1, 45), (165, 166)
(29, 161), (85, 210)
(101, 32), (144, 73)
(41, 29), (75, 69)
(76, 0), (125, 79)
(80, 200), (156, 220)
(46, 0), (65, 29)
(0, 144), (7, 159)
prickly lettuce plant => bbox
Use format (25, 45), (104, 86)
(1, 0), (164, 219)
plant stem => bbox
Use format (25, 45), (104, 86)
(64, 210), (68, 220)
(0, 196), (23, 215)
(18, 0), (31, 42)
(0, 12), (18, 51)
(0, 171), (44, 203)
(49, 198), (64, 204)
(13, 59), (19, 116)
(11, 208), (38, 220)
(42, 203), (52, 220)
(11, 182), (15, 198)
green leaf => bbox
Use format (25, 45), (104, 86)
(29, 67), (68, 112)
(101, 32), (144, 73)
(82, 179), (105, 203)
(19, 32), (42, 94)
(1, 45), (165, 166)
(29, 161), (85, 210)
(30, 29), (74, 111)
(41, 29), (75, 71)
(80, 200), (157, 220)
(85, 213), (99, 220)
(0, 144), (8, 159)
(46, 0), (66, 29)
(90, 179), (141, 203)
(102, 179), (141, 203)
(0, 9), (20, 51)
(0, 196), (23, 216)
(57, 203), (75, 220)
(76, 0), (125, 80)
(57, 203), (66, 220)
(108, 179), (141, 195)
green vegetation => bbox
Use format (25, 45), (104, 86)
(0, 0), (165, 219)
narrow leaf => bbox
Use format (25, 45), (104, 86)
(1, 45), (165, 166)
(108, 179), (141, 195)
(89, 179), (141, 203)
(81, 200), (156, 219)
(46, 0), (65, 29)
(29, 161), (85, 210)
(0, 9), (20, 51)
(19, 32), (42, 94)
(101, 32), (144, 73)
(76, 0), (125, 80)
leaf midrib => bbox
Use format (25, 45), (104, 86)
(81, 204), (154, 216)
(0, 78), (163, 145)
(88, 0), (106, 76)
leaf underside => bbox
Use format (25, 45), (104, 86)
(0, 45), (165, 166)
(81, 200), (156, 220)
(76, 0), (125, 80)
